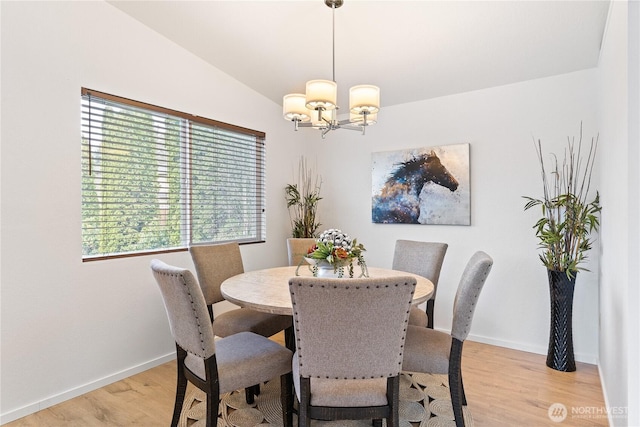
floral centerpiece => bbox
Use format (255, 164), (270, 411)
(298, 229), (368, 278)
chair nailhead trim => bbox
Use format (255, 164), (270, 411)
(291, 279), (416, 382)
(157, 270), (208, 356)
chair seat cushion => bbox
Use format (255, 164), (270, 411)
(408, 306), (428, 327)
(213, 308), (292, 338)
(185, 331), (292, 394)
(292, 352), (388, 407)
(401, 325), (452, 374)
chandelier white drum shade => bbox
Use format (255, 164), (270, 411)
(349, 85), (380, 115)
(305, 80), (338, 111)
(282, 94), (310, 122)
(282, 0), (380, 138)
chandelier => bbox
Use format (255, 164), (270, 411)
(282, 0), (380, 139)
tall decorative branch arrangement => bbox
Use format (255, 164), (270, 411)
(523, 124), (601, 372)
(523, 125), (601, 278)
(285, 157), (322, 238)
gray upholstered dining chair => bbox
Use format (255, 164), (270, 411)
(189, 242), (292, 403)
(392, 240), (448, 328)
(402, 251), (493, 427)
(189, 243), (292, 337)
(150, 260), (293, 427)
(286, 237), (316, 266)
(288, 275), (417, 427)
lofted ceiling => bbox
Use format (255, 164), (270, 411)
(107, 0), (610, 110)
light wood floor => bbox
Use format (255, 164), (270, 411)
(5, 336), (607, 427)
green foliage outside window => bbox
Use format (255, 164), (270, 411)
(81, 89), (265, 259)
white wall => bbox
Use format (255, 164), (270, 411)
(301, 70), (600, 362)
(598, 1), (640, 426)
(629, 3), (640, 425)
(0, 1), (301, 423)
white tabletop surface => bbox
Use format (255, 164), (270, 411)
(220, 266), (434, 316)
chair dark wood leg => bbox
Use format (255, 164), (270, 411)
(245, 386), (255, 404)
(426, 299), (435, 329)
(448, 338), (465, 427)
(299, 377), (311, 427)
(372, 419), (383, 427)
(204, 356), (221, 427)
(387, 375), (400, 427)
(280, 372), (294, 427)
(245, 383), (261, 404)
(205, 392), (220, 427)
(171, 345), (188, 427)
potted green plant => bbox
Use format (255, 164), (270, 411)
(285, 157), (322, 238)
(523, 124), (601, 372)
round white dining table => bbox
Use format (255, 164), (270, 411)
(220, 266), (434, 316)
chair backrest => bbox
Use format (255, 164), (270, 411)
(189, 243), (244, 305)
(150, 259), (216, 359)
(289, 276), (416, 379)
(392, 240), (448, 298)
(286, 238), (316, 266)
(451, 251), (493, 342)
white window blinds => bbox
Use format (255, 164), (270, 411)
(81, 88), (265, 260)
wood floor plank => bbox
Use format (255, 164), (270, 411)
(4, 336), (608, 426)
(462, 341), (607, 426)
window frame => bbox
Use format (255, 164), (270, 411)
(81, 88), (266, 261)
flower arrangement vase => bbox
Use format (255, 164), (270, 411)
(305, 258), (353, 278)
(546, 269), (577, 372)
(315, 262), (344, 278)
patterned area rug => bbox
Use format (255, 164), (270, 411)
(179, 372), (473, 427)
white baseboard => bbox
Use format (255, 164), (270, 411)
(597, 362), (615, 427)
(0, 353), (175, 425)
(455, 330), (598, 365)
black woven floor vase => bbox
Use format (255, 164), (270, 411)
(546, 269), (577, 372)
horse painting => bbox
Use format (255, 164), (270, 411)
(372, 150), (460, 224)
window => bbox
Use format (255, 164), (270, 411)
(81, 88), (265, 260)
